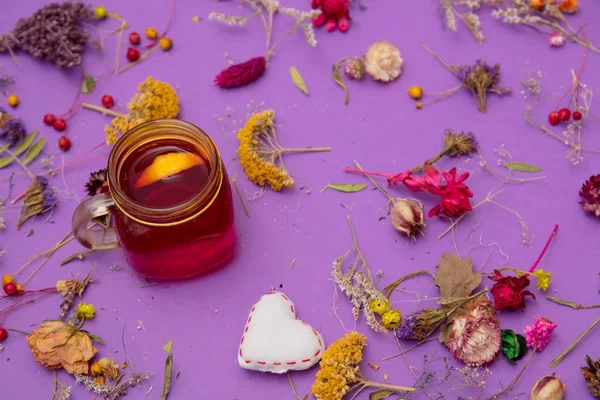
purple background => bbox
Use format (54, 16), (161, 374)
(1, 0), (600, 398)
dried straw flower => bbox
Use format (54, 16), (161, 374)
(85, 169), (108, 196)
(27, 320), (98, 374)
(364, 41), (403, 82)
(582, 355), (600, 398)
(237, 110), (330, 191)
(343, 58), (364, 80)
(98, 357), (119, 380)
(0, 2), (95, 68)
(442, 297), (502, 366)
(104, 76), (179, 145)
(0, 108), (25, 147)
(579, 174), (600, 217)
(75, 302), (95, 320)
(17, 176), (56, 229)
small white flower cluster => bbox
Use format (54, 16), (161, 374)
(75, 374), (111, 395)
(208, 12), (251, 26)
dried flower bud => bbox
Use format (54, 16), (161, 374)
(549, 32), (566, 47)
(364, 40), (403, 82)
(343, 58), (364, 80)
(443, 129), (478, 157)
(581, 355), (600, 398)
(390, 199), (425, 240)
(530, 374), (566, 400)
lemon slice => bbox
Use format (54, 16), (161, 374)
(134, 152), (204, 188)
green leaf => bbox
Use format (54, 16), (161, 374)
(516, 333), (528, 361)
(332, 62), (349, 105)
(23, 138), (46, 165)
(504, 161), (542, 173)
(161, 339), (174, 400)
(369, 389), (394, 400)
(321, 183), (368, 194)
(14, 130), (38, 156)
(0, 157), (13, 169)
(81, 74), (96, 94)
(290, 66), (308, 95)
(501, 329), (523, 364)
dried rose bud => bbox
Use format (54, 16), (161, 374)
(530, 374), (566, 400)
(344, 58), (364, 80)
(390, 198), (425, 240)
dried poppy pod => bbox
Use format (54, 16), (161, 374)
(530, 374), (566, 400)
(389, 198), (425, 240)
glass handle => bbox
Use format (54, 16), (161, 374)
(72, 192), (120, 250)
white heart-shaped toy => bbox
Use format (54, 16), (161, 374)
(237, 291), (325, 374)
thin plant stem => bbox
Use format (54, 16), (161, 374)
(549, 317), (600, 368)
(264, 0), (276, 58)
(82, 103), (127, 118)
(421, 43), (454, 71)
(382, 337), (436, 361)
(545, 296), (600, 309)
(422, 84), (464, 106)
(287, 373), (304, 400)
(267, 19), (302, 60)
(23, 233), (75, 285)
(353, 160), (393, 201)
(438, 189), (506, 239)
(484, 348), (536, 400)
(528, 224), (558, 272)
(281, 147), (331, 153)
(1, 148), (34, 179)
(383, 270), (435, 298)
(116, 46), (160, 74)
(232, 173), (250, 218)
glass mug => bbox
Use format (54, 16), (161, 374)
(72, 119), (236, 279)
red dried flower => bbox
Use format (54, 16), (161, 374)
(489, 270), (536, 311)
(579, 174), (600, 217)
(311, 0), (350, 32)
(214, 56), (266, 89)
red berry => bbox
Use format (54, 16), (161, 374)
(573, 111), (582, 120)
(53, 118), (67, 132)
(127, 48), (140, 62)
(558, 108), (571, 121)
(3, 282), (17, 296)
(58, 135), (71, 151)
(548, 111), (560, 126)
(0, 327), (7, 342)
(101, 95), (115, 109)
(129, 32), (141, 46)
(43, 113), (55, 126)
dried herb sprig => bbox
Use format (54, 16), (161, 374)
(332, 216), (389, 333)
(210, 0), (320, 88)
(438, 0), (503, 44)
(17, 175), (56, 230)
(492, 0), (600, 55)
(0, 2), (96, 68)
(421, 44), (511, 112)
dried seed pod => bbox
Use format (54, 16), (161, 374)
(390, 198), (425, 240)
(531, 374), (566, 400)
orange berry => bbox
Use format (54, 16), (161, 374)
(2, 275), (14, 286)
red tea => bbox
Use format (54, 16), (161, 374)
(112, 139), (236, 279)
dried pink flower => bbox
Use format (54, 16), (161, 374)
(443, 298), (502, 366)
(524, 316), (557, 352)
(579, 174), (600, 217)
(214, 57), (266, 89)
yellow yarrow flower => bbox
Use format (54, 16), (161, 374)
(381, 309), (402, 329)
(533, 268), (552, 291)
(312, 332), (366, 400)
(369, 298), (390, 315)
(105, 76), (180, 145)
(237, 110), (330, 191)
(76, 302), (96, 320)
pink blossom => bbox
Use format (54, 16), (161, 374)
(524, 316), (557, 352)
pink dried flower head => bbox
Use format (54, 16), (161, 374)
(443, 298), (502, 366)
(311, 0), (350, 32)
(524, 316), (557, 352)
(214, 56), (266, 89)
(549, 32), (566, 47)
(579, 174), (600, 217)
(343, 58), (364, 80)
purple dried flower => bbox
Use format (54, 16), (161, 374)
(395, 308), (446, 341)
(453, 59), (510, 112)
(396, 312), (418, 339)
(0, 107), (25, 146)
(0, 2), (95, 68)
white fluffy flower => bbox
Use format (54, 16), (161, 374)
(363, 41), (404, 82)
(549, 32), (566, 47)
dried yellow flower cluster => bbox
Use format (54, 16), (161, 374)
(311, 332), (366, 400)
(237, 110), (293, 191)
(105, 76), (180, 145)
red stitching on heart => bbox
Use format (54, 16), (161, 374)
(238, 292), (323, 369)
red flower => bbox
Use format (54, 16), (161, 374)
(489, 270), (536, 311)
(579, 174), (600, 217)
(214, 56), (266, 89)
(401, 164), (473, 218)
(311, 0), (350, 32)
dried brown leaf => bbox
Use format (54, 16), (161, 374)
(368, 362), (380, 371)
(434, 253), (481, 303)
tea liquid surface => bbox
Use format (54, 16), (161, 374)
(120, 143), (210, 208)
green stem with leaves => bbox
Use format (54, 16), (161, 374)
(1, 148), (34, 178)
